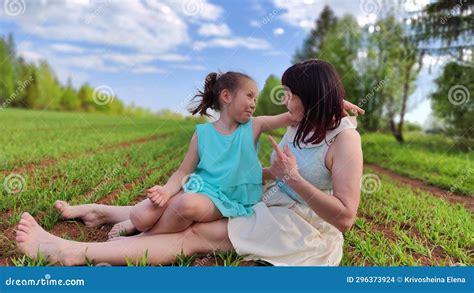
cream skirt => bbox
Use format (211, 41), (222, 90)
(227, 184), (344, 266)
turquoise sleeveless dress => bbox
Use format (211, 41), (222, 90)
(183, 118), (263, 217)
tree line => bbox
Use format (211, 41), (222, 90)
(0, 34), (154, 116)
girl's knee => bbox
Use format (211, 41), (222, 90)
(130, 204), (151, 232)
(172, 194), (202, 220)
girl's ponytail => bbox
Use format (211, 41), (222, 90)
(189, 72), (220, 116)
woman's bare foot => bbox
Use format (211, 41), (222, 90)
(108, 220), (137, 239)
(16, 212), (84, 266)
(54, 200), (106, 227)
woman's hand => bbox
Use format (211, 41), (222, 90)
(268, 136), (300, 182)
(146, 185), (172, 207)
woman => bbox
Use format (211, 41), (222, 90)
(15, 59), (362, 266)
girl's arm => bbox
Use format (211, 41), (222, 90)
(147, 131), (199, 206)
(253, 100), (364, 139)
(262, 167), (276, 181)
(254, 112), (294, 137)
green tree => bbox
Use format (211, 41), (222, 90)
(358, 15), (421, 142)
(60, 78), (81, 111)
(28, 61), (62, 110)
(254, 75), (287, 116)
(319, 15), (361, 104)
(293, 5), (338, 63)
(77, 83), (96, 112)
(431, 62), (473, 143)
(412, 0), (473, 64)
(0, 38), (15, 104)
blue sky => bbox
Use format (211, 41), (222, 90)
(0, 0), (440, 125)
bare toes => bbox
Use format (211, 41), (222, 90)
(19, 219), (31, 227)
(54, 200), (68, 212)
(21, 212), (36, 224)
(17, 224), (29, 233)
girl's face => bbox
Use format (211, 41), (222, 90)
(285, 91), (305, 122)
(227, 79), (258, 123)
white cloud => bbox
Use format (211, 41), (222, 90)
(174, 64), (207, 71)
(273, 27), (284, 35)
(131, 66), (166, 74)
(272, 0), (368, 30)
(193, 37), (271, 51)
(50, 43), (85, 54)
(17, 41), (45, 64)
(272, 0), (431, 30)
(153, 0), (224, 22)
(249, 20), (262, 28)
(198, 23), (231, 37)
(3, 0), (204, 54)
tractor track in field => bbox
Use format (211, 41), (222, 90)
(1, 133), (171, 176)
(365, 164), (474, 213)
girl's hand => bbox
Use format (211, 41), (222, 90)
(268, 136), (300, 182)
(146, 185), (172, 207)
(343, 100), (365, 116)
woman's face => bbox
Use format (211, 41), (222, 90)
(285, 91), (305, 122)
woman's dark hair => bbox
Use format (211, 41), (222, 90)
(189, 71), (253, 117)
(282, 59), (345, 148)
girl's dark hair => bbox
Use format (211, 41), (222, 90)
(189, 71), (253, 117)
(282, 59), (345, 148)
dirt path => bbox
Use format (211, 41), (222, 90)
(365, 163), (474, 213)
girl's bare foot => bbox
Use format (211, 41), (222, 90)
(16, 212), (84, 266)
(54, 200), (106, 227)
(108, 220), (137, 239)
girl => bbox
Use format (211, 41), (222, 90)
(104, 71), (362, 238)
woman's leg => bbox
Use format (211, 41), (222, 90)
(142, 193), (222, 235)
(54, 200), (132, 226)
(16, 212), (233, 266)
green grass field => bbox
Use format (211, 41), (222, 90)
(1, 109), (472, 266)
(361, 132), (473, 195)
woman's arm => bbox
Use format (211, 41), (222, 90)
(147, 131), (199, 206)
(268, 131), (362, 233)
